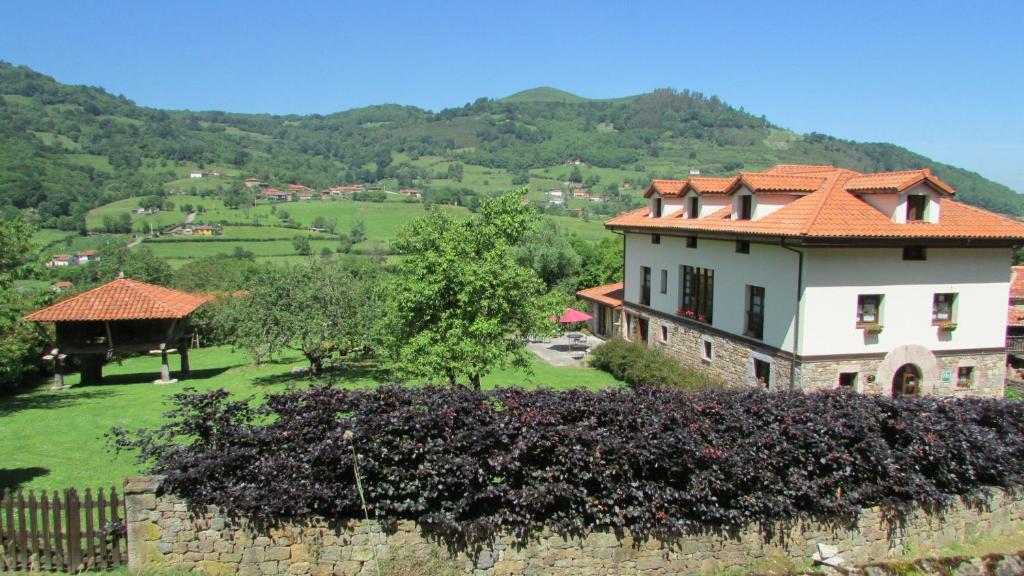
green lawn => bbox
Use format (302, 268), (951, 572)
(0, 345), (621, 492)
(85, 195), (222, 232)
(85, 195), (612, 260)
(143, 238), (341, 259)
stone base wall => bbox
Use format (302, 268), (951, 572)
(623, 305), (1005, 398)
(625, 305), (794, 390)
(797, 351), (1005, 397)
(125, 477), (1024, 576)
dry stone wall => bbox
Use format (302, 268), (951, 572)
(125, 477), (1024, 575)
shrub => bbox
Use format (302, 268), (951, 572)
(588, 338), (723, 390)
(113, 387), (1024, 546)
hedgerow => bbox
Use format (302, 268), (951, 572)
(588, 338), (724, 390)
(112, 386), (1024, 545)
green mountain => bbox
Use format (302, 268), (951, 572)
(0, 61), (1020, 230)
(501, 87), (589, 103)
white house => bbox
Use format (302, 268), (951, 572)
(46, 254), (72, 268)
(189, 170), (204, 179)
(589, 164), (1024, 398)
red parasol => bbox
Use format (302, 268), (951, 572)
(558, 308), (592, 323)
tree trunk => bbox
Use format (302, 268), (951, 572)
(305, 353), (323, 377)
(470, 374), (481, 391)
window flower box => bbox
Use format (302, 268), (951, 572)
(857, 322), (884, 334)
(935, 321), (958, 331)
(676, 308), (709, 324)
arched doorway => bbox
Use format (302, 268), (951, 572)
(892, 364), (922, 397)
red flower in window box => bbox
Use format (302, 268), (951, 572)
(676, 307), (696, 319)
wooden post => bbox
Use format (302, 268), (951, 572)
(159, 349), (170, 382)
(151, 344), (178, 384)
(80, 355), (103, 385)
(53, 355), (64, 389)
(179, 346), (190, 378)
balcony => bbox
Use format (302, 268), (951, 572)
(1008, 335), (1024, 354)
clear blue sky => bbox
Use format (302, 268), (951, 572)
(1, 0), (1022, 192)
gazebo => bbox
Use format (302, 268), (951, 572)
(24, 278), (212, 386)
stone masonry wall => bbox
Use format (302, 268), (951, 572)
(125, 477), (1024, 576)
(626, 306), (794, 390)
(797, 352), (1006, 397)
(624, 304), (1005, 398)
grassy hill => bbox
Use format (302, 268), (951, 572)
(501, 87), (589, 103)
(1, 60), (1021, 235)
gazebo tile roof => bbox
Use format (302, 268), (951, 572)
(24, 278), (212, 322)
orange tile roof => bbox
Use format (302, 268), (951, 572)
(1011, 266), (1024, 301)
(646, 179), (687, 197)
(1009, 306), (1024, 327)
(24, 278), (212, 322)
(688, 177), (736, 194)
(576, 282), (624, 308)
(645, 177), (736, 198)
(735, 173), (826, 193)
(610, 164), (1024, 242)
(844, 168), (954, 195)
(764, 164), (837, 174)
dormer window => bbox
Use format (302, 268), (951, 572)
(906, 195), (927, 221)
(689, 196), (699, 219)
(738, 195), (752, 220)
(652, 197), (663, 217)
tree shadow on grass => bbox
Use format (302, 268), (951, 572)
(0, 388), (114, 417)
(76, 365), (235, 387)
(249, 362), (390, 389)
(0, 467), (50, 492)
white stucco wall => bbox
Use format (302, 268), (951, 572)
(623, 233), (799, 351)
(697, 194), (730, 217)
(752, 194), (795, 219)
(859, 184), (942, 224)
(662, 196), (686, 217)
(799, 247), (1011, 356)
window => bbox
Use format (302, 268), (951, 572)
(681, 265), (714, 323)
(838, 372), (858, 390)
(686, 236), (697, 249)
(652, 198), (663, 217)
(701, 338), (714, 362)
(736, 240), (750, 254)
(689, 196), (699, 219)
(957, 366), (974, 388)
(903, 245), (926, 260)
(745, 286), (765, 339)
(857, 294), (882, 325)
(651, 234), (661, 245)
(753, 358), (770, 389)
(660, 325), (668, 342)
(906, 195), (927, 221)
(738, 195), (752, 220)
(659, 269), (668, 294)
(933, 293), (956, 324)
(640, 266), (651, 306)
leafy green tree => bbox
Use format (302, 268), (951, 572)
(0, 217), (34, 285)
(292, 235), (312, 256)
(384, 190), (551, 389)
(349, 220), (367, 244)
(568, 165), (583, 183)
(97, 246), (171, 284)
(0, 217), (49, 391)
(218, 259), (382, 373)
(447, 162), (464, 182)
(513, 219), (581, 289)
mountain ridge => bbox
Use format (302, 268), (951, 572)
(0, 61), (1020, 231)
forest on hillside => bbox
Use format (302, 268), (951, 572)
(0, 60), (1020, 229)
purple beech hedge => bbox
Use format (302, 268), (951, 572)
(112, 386), (1024, 543)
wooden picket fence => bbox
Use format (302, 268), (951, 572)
(0, 487), (125, 572)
